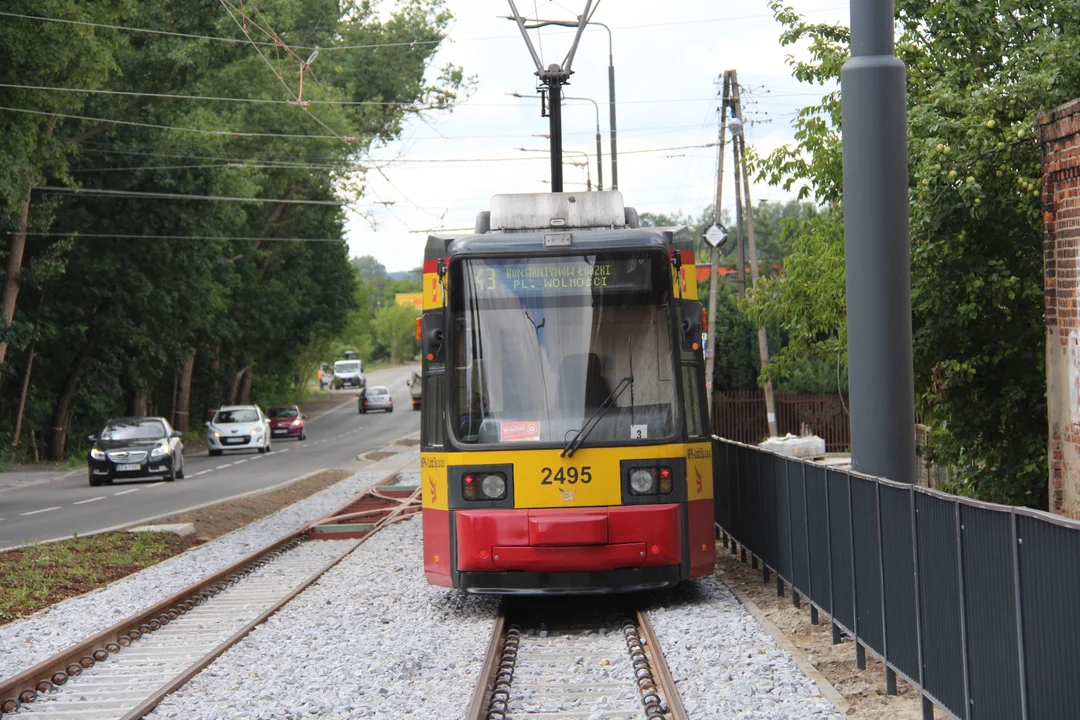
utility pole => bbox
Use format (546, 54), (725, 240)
(732, 116), (746, 301)
(731, 73), (779, 439)
(842, 0), (916, 483)
(704, 72), (731, 419)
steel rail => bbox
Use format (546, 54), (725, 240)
(465, 601), (508, 720)
(468, 601), (688, 720)
(0, 470), (418, 717)
(118, 485), (421, 720)
(635, 609), (689, 720)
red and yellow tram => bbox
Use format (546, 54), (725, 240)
(419, 191), (715, 593)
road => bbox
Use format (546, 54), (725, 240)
(0, 365), (420, 549)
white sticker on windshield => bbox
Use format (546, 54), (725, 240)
(630, 424), (648, 440)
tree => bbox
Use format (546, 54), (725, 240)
(0, 0), (135, 370)
(749, 0), (1080, 506)
(373, 303), (420, 365)
(0, 0), (467, 460)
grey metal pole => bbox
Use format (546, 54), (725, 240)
(841, 0), (915, 483)
(608, 63), (618, 190)
(547, 71), (564, 192)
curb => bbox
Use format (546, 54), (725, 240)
(716, 567), (851, 717)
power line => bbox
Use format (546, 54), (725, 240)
(0, 82), (436, 109)
(77, 143), (349, 168)
(1, 105), (362, 142)
(0, 10), (439, 52)
(32, 186), (347, 205)
(216, 0), (356, 142)
(13, 232), (346, 242)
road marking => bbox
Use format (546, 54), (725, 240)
(145, 482), (165, 488)
(113, 489), (140, 496)
(74, 496), (106, 505)
(194, 470), (211, 476)
(278, 449), (289, 454)
(217, 463), (233, 468)
(233, 459), (248, 465)
(250, 455), (263, 461)
(21, 506), (62, 516)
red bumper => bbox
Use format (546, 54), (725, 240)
(454, 505), (683, 573)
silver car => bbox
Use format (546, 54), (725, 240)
(359, 386), (393, 413)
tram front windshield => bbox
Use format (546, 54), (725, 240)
(450, 252), (679, 447)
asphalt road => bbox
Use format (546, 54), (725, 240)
(0, 365), (420, 549)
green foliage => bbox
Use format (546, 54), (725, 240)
(372, 303), (420, 364)
(745, 210), (847, 382)
(751, 0), (1080, 506)
(0, 0), (464, 460)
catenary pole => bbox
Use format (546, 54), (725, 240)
(732, 73), (779, 438)
(704, 71), (730, 419)
(841, 0), (915, 482)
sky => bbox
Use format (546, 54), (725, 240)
(346, 1), (847, 271)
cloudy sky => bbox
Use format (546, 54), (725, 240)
(347, 0), (847, 271)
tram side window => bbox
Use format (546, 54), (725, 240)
(422, 374), (445, 449)
(682, 366), (705, 438)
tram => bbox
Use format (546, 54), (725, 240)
(419, 190), (715, 593)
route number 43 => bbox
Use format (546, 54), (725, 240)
(540, 466), (592, 484)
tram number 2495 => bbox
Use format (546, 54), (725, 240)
(540, 466), (592, 485)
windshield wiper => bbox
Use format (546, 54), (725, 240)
(562, 375), (633, 458)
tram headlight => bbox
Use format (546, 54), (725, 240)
(629, 468), (656, 494)
(463, 472), (507, 501)
(628, 467), (673, 495)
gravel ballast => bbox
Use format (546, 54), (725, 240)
(0, 468), (405, 683)
(647, 577), (843, 719)
(148, 511), (499, 720)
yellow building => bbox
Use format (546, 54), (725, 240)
(395, 292), (423, 309)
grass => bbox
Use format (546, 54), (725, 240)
(0, 532), (204, 625)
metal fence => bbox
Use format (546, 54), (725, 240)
(712, 390), (850, 452)
(714, 437), (1080, 720)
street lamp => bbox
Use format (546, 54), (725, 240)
(503, 15), (618, 189)
(510, 93), (602, 190)
(563, 95), (603, 191)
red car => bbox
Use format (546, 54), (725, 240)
(267, 405), (307, 440)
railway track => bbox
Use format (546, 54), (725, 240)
(0, 474), (421, 720)
(468, 599), (688, 720)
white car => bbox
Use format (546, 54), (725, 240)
(206, 405), (272, 456)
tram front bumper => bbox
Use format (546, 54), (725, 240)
(453, 505), (684, 592)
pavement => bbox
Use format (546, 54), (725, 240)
(0, 364), (421, 549)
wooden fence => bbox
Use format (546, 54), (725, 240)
(711, 389), (850, 452)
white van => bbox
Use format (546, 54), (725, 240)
(333, 359), (366, 389)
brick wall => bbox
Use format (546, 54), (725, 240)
(1038, 98), (1080, 518)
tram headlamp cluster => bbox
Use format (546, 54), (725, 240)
(628, 467), (673, 495)
(463, 472), (507, 501)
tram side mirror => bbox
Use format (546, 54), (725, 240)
(681, 301), (703, 352)
(423, 313), (445, 363)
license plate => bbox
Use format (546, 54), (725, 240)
(272, 429), (287, 435)
(224, 438), (244, 444)
(116, 463), (141, 472)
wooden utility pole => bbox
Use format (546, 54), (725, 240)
(704, 72), (731, 419)
(731, 72), (778, 438)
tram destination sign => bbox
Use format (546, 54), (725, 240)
(470, 256), (653, 296)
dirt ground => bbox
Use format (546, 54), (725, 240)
(715, 544), (924, 720)
(149, 469), (354, 540)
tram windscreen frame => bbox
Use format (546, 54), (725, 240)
(448, 251), (681, 448)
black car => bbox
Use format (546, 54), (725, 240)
(88, 417), (185, 486)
